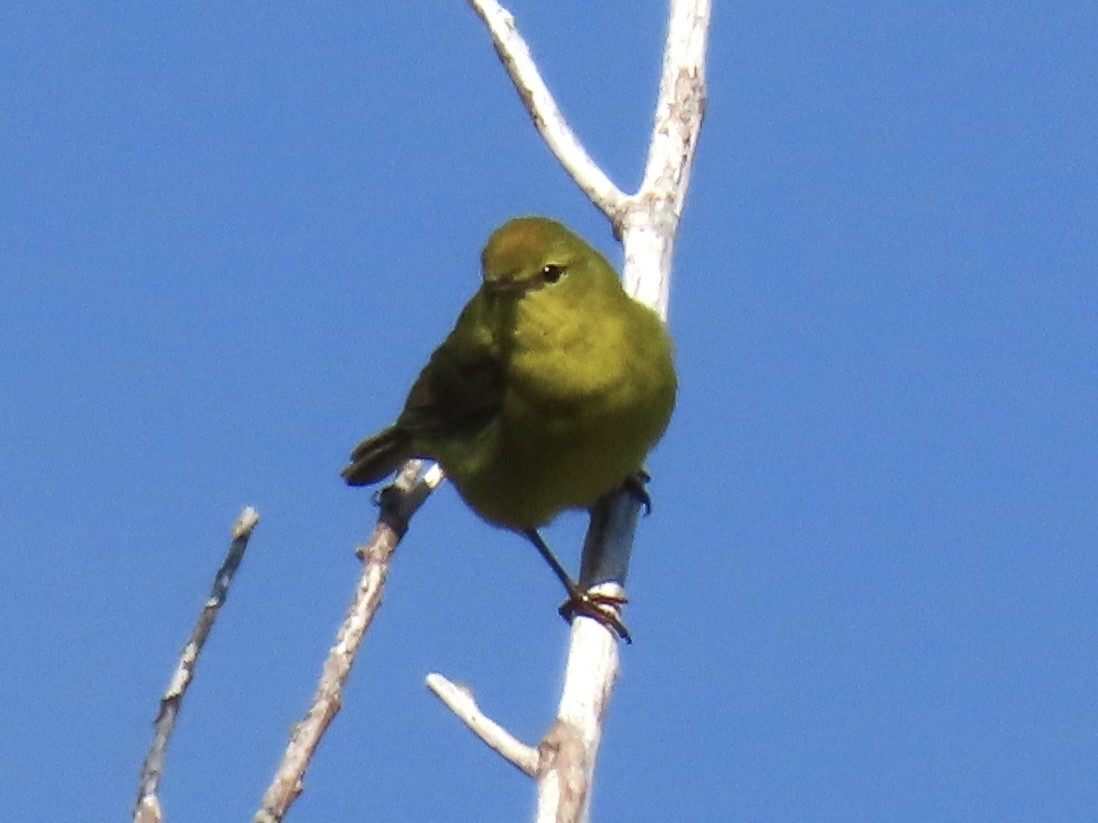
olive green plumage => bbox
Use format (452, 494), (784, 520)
(343, 216), (676, 530)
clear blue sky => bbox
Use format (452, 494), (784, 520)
(2, 2), (1095, 821)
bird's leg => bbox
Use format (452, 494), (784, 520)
(623, 468), (653, 515)
(521, 528), (631, 643)
(521, 527), (577, 594)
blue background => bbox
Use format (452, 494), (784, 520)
(2, 2), (1095, 820)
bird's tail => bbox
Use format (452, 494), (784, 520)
(341, 425), (414, 486)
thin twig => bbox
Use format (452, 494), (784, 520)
(425, 673), (540, 776)
(133, 506), (261, 823)
(253, 462), (443, 823)
(467, 0), (627, 218)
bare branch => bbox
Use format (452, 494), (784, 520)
(640, 0), (710, 220)
(624, 0), (710, 316)
(133, 506), (261, 823)
(425, 673), (540, 776)
(253, 462), (443, 823)
(466, 0), (627, 217)
(535, 619), (620, 823)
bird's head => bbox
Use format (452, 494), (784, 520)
(480, 216), (612, 298)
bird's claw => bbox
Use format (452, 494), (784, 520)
(558, 589), (632, 644)
(624, 470), (653, 516)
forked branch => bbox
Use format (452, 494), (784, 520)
(429, 2), (710, 821)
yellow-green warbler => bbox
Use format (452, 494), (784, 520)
(343, 216), (676, 638)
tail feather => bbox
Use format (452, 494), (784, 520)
(342, 426), (414, 486)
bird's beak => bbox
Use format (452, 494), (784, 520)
(485, 275), (530, 296)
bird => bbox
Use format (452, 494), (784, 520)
(343, 216), (676, 638)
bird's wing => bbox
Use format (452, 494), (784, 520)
(396, 300), (506, 440)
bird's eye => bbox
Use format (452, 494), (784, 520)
(541, 264), (566, 284)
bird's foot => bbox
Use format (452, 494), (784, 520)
(523, 527), (633, 642)
(558, 588), (632, 644)
(624, 469), (653, 515)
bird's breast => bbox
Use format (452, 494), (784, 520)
(507, 290), (626, 410)
(442, 285), (675, 529)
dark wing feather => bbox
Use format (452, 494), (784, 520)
(396, 305), (506, 440)
(342, 425), (413, 486)
(343, 296), (507, 486)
